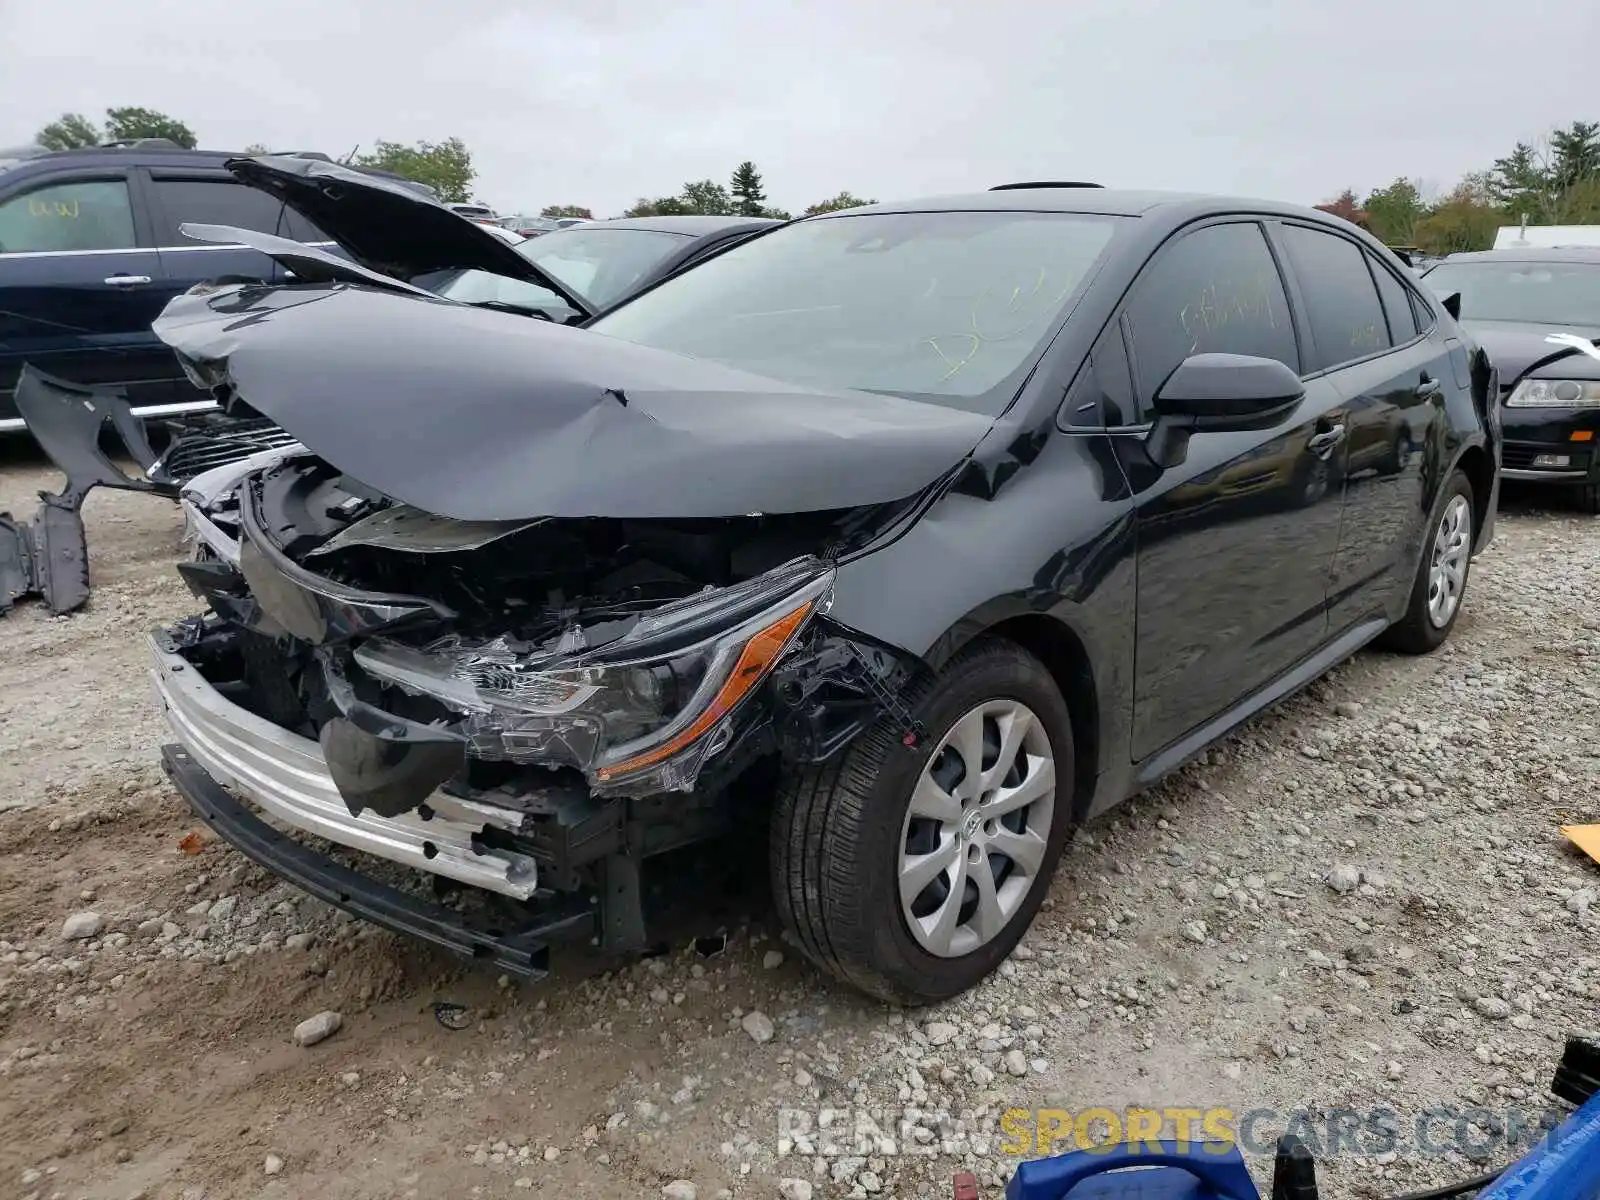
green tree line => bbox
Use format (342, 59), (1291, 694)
(612, 162), (875, 221)
(29, 116), (875, 219)
(1317, 120), (1600, 254)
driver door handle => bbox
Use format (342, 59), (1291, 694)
(1307, 424), (1346, 459)
(103, 274), (152, 287)
(1415, 376), (1443, 399)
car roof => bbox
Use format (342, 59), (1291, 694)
(836, 186), (1360, 221)
(0, 145), (429, 192)
(582, 215), (780, 236)
(1438, 247), (1600, 265)
(2, 145), (240, 174)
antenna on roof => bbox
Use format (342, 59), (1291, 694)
(989, 181), (1104, 191)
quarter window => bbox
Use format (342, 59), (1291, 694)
(1276, 224), (1390, 371)
(1124, 222), (1298, 410)
(1410, 290), (1435, 332)
(0, 179), (137, 253)
(1060, 322), (1138, 428)
(1369, 254), (1420, 344)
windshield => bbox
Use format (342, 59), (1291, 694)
(1423, 259), (1600, 326)
(523, 227), (692, 307)
(587, 210), (1122, 412)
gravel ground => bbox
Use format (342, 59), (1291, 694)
(1, 446), (1597, 1200)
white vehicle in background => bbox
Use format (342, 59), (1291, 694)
(1493, 223), (1600, 250)
(448, 202), (502, 225)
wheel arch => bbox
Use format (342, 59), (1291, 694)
(1451, 441), (1494, 551)
(923, 602), (1103, 826)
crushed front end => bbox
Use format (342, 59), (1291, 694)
(153, 450), (919, 978)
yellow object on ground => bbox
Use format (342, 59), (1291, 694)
(1564, 825), (1600, 867)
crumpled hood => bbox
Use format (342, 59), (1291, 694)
(151, 282), (997, 522)
(223, 156), (590, 316)
(1462, 319), (1600, 387)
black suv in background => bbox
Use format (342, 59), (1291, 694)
(0, 140), (430, 432)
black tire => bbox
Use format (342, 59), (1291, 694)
(769, 637), (1074, 1005)
(1574, 482), (1600, 516)
(1381, 468), (1474, 654)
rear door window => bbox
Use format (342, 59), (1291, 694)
(1276, 224), (1391, 371)
(148, 176), (294, 244)
(1122, 221), (1299, 414)
(0, 177), (137, 253)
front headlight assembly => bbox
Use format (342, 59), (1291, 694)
(1505, 379), (1600, 407)
(353, 557), (835, 796)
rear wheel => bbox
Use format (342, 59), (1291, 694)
(1381, 469), (1474, 654)
(770, 638), (1073, 1004)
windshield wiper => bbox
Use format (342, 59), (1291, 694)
(465, 300), (556, 321)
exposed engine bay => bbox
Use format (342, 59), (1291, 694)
(170, 452), (921, 836)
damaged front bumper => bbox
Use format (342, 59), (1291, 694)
(146, 443), (928, 977)
(149, 633), (541, 898)
(163, 745), (593, 978)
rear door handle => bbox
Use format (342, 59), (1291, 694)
(104, 274), (152, 287)
(1415, 376), (1443, 399)
(1307, 424), (1346, 458)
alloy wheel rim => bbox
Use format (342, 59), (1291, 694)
(897, 699), (1056, 959)
(1426, 494), (1471, 628)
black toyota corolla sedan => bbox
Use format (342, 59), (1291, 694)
(144, 184), (1499, 1004)
(1422, 247), (1600, 512)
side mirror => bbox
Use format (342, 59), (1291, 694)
(1441, 291), (1461, 321)
(1146, 353), (1305, 469)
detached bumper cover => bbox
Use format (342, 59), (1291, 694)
(148, 634), (539, 899)
(162, 744), (593, 978)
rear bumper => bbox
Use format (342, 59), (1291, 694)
(161, 744), (593, 979)
(148, 634), (540, 899)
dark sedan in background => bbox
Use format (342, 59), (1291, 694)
(422, 214), (780, 322)
(1423, 248), (1600, 512)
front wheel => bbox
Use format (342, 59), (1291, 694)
(1380, 468), (1474, 654)
(770, 638), (1074, 1004)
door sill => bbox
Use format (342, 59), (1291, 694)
(1134, 615), (1389, 787)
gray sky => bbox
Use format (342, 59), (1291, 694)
(3, 0), (1595, 216)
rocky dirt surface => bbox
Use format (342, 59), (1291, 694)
(1, 447), (1597, 1200)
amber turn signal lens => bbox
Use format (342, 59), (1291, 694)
(594, 600), (816, 783)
